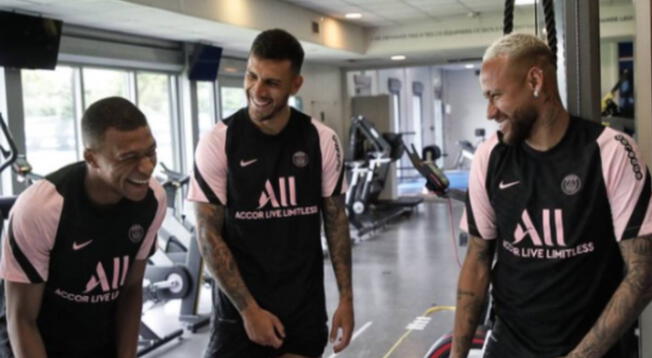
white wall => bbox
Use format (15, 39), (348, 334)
(297, 62), (346, 142)
(372, 67), (434, 142)
(343, 66), (494, 170)
(441, 69), (497, 169)
(405, 66), (433, 150)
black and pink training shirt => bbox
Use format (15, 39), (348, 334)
(462, 117), (652, 354)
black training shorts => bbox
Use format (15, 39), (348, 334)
(203, 314), (328, 358)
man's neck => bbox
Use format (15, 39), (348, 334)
(526, 103), (570, 151)
(250, 106), (291, 135)
(84, 168), (120, 206)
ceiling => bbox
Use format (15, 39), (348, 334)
(0, 0), (368, 61)
(283, 0), (507, 27)
(0, 0), (635, 67)
(283, 0), (633, 27)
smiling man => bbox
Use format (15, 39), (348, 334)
(189, 29), (354, 358)
(451, 33), (652, 358)
(0, 97), (166, 358)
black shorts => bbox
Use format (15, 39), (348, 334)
(483, 317), (638, 358)
(203, 315), (328, 358)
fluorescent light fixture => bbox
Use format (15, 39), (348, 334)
(391, 55), (406, 61)
(515, 0), (536, 5)
(224, 66), (238, 73)
(345, 13), (362, 19)
(465, 64), (475, 69)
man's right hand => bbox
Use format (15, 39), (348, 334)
(241, 305), (286, 348)
(451, 236), (494, 358)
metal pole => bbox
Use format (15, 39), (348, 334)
(560, 0), (601, 120)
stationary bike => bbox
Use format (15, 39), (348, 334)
(138, 164), (210, 356)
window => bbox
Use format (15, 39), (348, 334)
(197, 81), (216, 136)
(22, 65), (182, 179)
(221, 86), (246, 118)
(137, 72), (175, 169)
(83, 68), (130, 106)
(412, 94), (423, 153)
(433, 99), (444, 168)
(391, 93), (403, 179)
(22, 66), (78, 175)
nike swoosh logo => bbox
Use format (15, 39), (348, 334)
(72, 240), (93, 251)
(240, 159), (258, 167)
(499, 180), (520, 190)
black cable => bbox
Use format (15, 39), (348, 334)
(504, 0), (515, 34)
(542, 0), (558, 68)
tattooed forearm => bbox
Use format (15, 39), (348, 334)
(569, 235), (652, 358)
(195, 202), (254, 312)
(323, 195), (353, 301)
(451, 236), (494, 358)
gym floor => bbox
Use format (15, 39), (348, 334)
(142, 198), (465, 358)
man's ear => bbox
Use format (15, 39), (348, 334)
(527, 66), (544, 95)
(84, 148), (98, 168)
(291, 75), (304, 95)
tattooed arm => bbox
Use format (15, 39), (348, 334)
(194, 202), (285, 348)
(323, 195), (354, 353)
(563, 235), (652, 358)
(450, 236), (495, 358)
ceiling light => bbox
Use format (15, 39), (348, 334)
(391, 55), (406, 61)
(515, 0), (536, 5)
(224, 67), (238, 73)
(465, 64), (475, 69)
(345, 13), (362, 19)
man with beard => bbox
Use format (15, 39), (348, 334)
(451, 33), (652, 358)
(188, 29), (354, 358)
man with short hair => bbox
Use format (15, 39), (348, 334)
(452, 33), (652, 358)
(189, 28), (354, 358)
(0, 96), (166, 358)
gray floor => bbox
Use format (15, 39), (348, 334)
(142, 199), (466, 358)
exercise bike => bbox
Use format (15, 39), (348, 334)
(138, 164), (210, 356)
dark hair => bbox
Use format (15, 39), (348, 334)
(249, 29), (305, 74)
(82, 97), (148, 149)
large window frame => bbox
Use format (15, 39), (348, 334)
(21, 63), (184, 177)
(218, 75), (245, 120)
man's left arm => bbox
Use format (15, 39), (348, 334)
(565, 235), (652, 358)
(323, 194), (354, 353)
(115, 259), (147, 358)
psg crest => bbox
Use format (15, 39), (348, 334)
(293, 151), (309, 168)
(561, 174), (581, 196)
(128, 224), (145, 243)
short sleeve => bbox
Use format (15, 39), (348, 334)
(188, 121), (228, 205)
(0, 181), (62, 283)
(597, 129), (652, 241)
(460, 135), (500, 240)
(136, 179), (167, 260)
(312, 119), (347, 197)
